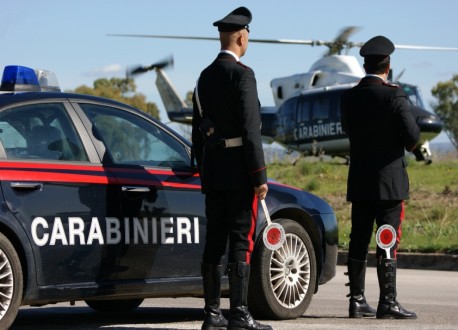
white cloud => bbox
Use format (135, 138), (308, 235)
(83, 64), (123, 77)
(412, 61), (433, 69)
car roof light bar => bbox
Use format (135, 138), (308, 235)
(0, 65), (61, 92)
(35, 69), (61, 92)
(0, 65), (40, 92)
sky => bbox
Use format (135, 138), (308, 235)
(2, 0), (458, 145)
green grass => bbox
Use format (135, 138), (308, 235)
(268, 156), (458, 254)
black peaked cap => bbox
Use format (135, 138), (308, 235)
(213, 7), (252, 32)
(360, 35), (395, 57)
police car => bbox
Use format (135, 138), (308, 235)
(0, 65), (338, 328)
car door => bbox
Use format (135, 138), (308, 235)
(0, 101), (122, 285)
(76, 103), (206, 280)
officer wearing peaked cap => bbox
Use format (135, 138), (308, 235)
(340, 35), (419, 320)
(213, 6), (252, 32)
(359, 35), (395, 57)
(192, 6), (272, 330)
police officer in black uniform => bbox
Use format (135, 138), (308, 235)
(340, 35), (419, 320)
(191, 7), (271, 330)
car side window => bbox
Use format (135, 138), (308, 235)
(0, 103), (89, 161)
(79, 104), (189, 169)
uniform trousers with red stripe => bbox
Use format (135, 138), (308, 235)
(348, 200), (404, 261)
(203, 189), (257, 264)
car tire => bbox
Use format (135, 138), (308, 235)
(248, 218), (317, 320)
(0, 233), (23, 329)
(85, 298), (144, 313)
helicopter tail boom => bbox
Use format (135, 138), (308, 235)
(155, 68), (189, 115)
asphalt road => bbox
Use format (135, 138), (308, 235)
(12, 266), (458, 330)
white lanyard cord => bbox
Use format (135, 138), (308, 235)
(195, 77), (203, 118)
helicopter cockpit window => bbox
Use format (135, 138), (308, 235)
(401, 83), (425, 109)
(298, 96), (310, 123)
(312, 97), (330, 121)
(280, 97), (297, 125)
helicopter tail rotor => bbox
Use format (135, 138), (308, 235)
(126, 55), (174, 78)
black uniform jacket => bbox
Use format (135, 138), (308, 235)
(192, 52), (267, 193)
(340, 76), (420, 201)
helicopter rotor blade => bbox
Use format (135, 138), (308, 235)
(325, 26), (361, 56)
(108, 33), (325, 47)
(128, 65), (149, 75)
(108, 34), (220, 42)
(126, 55), (174, 77)
(394, 44), (458, 51)
(393, 68), (406, 83)
(108, 28), (361, 55)
(151, 55), (174, 69)
(108, 33), (458, 54)
(335, 26), (360, 44)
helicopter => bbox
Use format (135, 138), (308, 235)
(112, 27), (456, 164)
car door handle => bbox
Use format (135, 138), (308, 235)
(10, 182), (43, 191)
(121, 186), (150, 193)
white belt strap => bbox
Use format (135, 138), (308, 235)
(222, 137), (243, 148)
(195, 77), (203, 118)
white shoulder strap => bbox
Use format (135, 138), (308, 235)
(195, 77), (203, 118)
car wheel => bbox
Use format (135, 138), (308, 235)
(85, 298), (144, 313)
(248, 218), (317, 320)
(0, 233), (23, 329)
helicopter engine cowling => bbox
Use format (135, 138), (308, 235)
(411, 106), (444, 143)
(409, 106), (443, 164)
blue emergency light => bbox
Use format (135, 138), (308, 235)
(1, 65), (40, 91)
(0, 65), (61, 92)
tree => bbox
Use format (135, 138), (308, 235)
(70, 78), (160, 120)
(431, 74), (458, 150)
(185, 91), (193, 107)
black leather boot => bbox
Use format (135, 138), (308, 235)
(201, 263), (228, 330)
(376, 258), (417, 319)
(345, 258), (376, 318)
(227, 262), (272, 330)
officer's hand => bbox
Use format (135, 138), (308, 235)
(254, 184), (268, 200)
